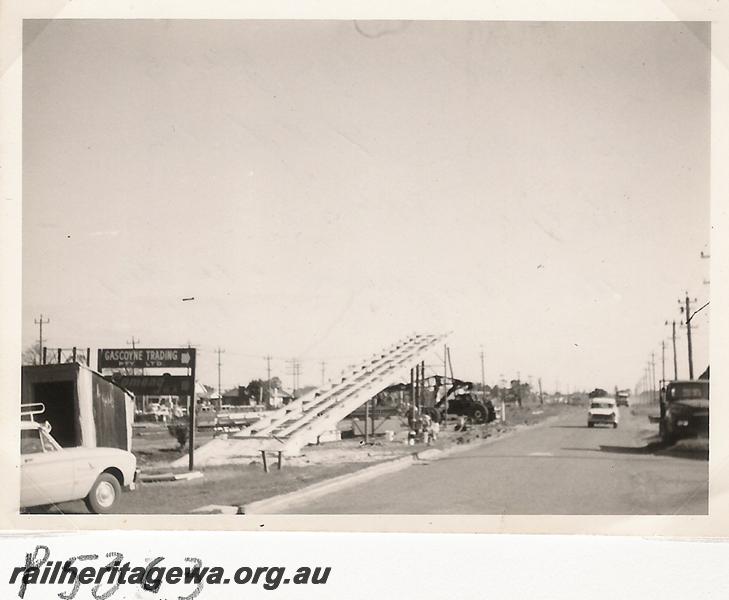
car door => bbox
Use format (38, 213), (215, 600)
(20, 429), (77, 508)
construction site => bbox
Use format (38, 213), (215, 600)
(22, 333), (583, 514)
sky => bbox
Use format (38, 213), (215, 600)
(22, 20), (710, 393)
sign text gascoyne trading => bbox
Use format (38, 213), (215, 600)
(98, 348), (195, 369)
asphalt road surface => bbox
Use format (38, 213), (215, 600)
(283, 407), (708, 514)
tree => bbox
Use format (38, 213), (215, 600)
(22, 342), (42, 366)
(588, 388), (608, 399)
(244, 379), (266, 404)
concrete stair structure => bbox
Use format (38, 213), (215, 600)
(174, 334), (445, 467)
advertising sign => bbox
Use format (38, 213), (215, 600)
(98, 348), (196, 369)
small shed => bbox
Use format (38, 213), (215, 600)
(21, 363), (135, 451)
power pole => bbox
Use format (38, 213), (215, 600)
(215, 347), (225, 398)
(650, 353), (656, 403)
(680, 294), (710, 380)
(538, 377), (544, 405)
(684, 294), (694, 380)
(287, 358), (301, 397)
(701, 250), (710, 285)
(126, 337), (141, 376)
(34, 314), (50, 364)
(264, 355), (272, 404)
(661, 340), (666, 387)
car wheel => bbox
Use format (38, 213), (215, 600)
(84, 473), (122, 514)
(613, 422), (618, 429)
(472, 408), (484, 423)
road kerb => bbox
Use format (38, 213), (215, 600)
(239, 414), (564, 514)
(241, 454), (416, 514)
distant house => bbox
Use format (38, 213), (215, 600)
(268, 387), (294, 409)
(221, 386), (249, 407)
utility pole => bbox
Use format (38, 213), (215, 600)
(34, 314), (50, 364)
(684, 295), (694, 380)
(215, 347), (225, 398)
(679, 294), (709, 381)
(650, 353), (656, 404)
(264, 355), (272, 404)
(516, 371), (522, 407)
(661, 340), (666, 387)
(538, 377), (543, 405)
(287, 358), (301, 398)
(126, 336), (140, 349)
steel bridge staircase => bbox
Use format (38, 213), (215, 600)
(181, 333), (445, 466)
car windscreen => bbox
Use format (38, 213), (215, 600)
(590, 402), (614, 409)
(21, 429), (44, 454)
(668, 382), (709, 401)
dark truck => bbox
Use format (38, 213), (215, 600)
(659, 379), (709, 443)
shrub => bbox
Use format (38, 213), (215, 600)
(167, 422), (188, 449)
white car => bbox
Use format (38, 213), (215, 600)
(20, 420), (138, 514)
(587, 398), (620, 428)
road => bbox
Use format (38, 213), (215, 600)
(282, 406), (708, 514)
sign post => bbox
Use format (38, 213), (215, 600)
(98, 347), (197, 471)
(189, 354), (196, 471)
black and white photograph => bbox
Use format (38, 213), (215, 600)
(14, 17), (714, 520)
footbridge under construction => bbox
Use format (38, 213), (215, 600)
(173, 333), (446, 467)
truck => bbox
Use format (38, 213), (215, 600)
(659, 379), (709, 443)
(615, 389), (630, 407)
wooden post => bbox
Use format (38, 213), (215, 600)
(42, 347), (47, 365)
(72, 347), (77, 363)
(364, 397), (370, 443)
(188, 348), (197, 472)
(443, 345), (448, 429)
(420, 360), (425, 413)
(370, 397), (376, 435)
(86, 347), (90, 366)
(57, 348), (62, 364)
(277, 451), (283, 470)
(410, 367), (415, 415)
(261, 450), (269, 473)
